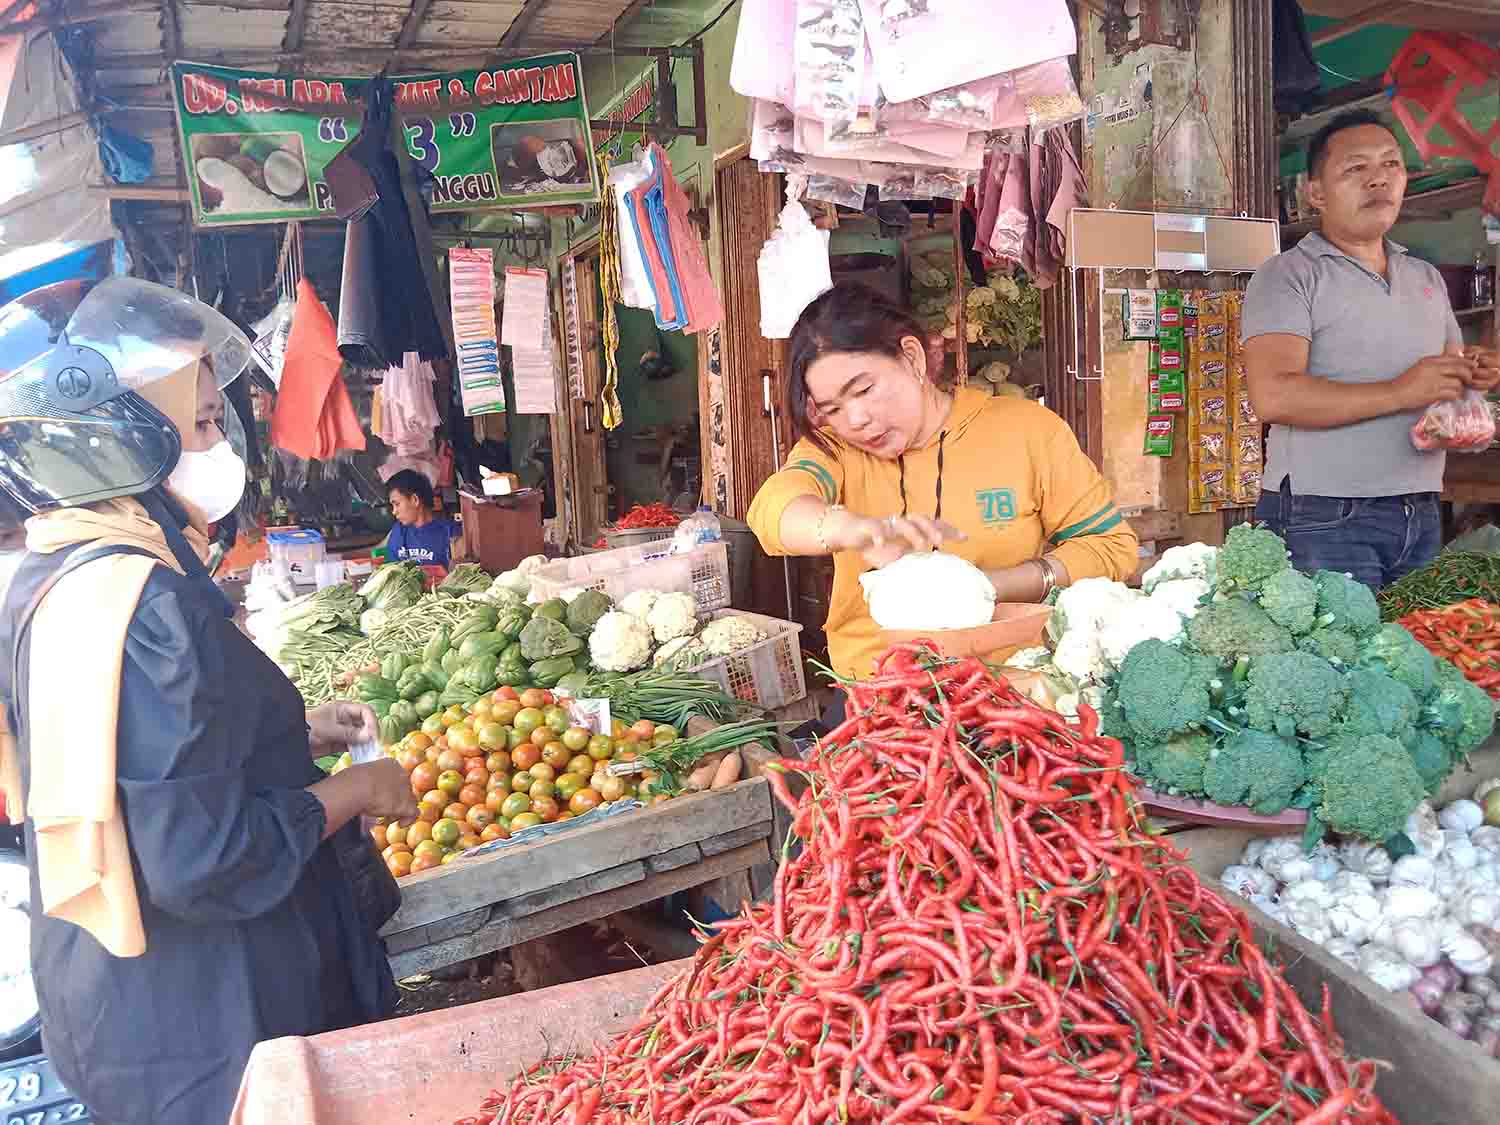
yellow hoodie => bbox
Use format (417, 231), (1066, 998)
(747, 388), (1138, 679)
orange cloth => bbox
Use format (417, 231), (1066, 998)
(271, 279), (367, 460)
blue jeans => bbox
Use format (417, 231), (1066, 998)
(1254, 481), (1441, 591)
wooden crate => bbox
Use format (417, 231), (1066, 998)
(381, 777), (774, 977)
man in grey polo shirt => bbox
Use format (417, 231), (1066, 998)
(1243, 109), (1499, 588)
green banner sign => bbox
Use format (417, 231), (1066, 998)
(171, 55), (600, 227)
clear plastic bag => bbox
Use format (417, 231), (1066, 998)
(879, 74), (1013, 131)
(1012, 56), (1085, 133)
(758, 199), (834, 338)
(793, 0), (867, 134)
(1411, 390), (1497, 453)
(807, 175), (870, 209)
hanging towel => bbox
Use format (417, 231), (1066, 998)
(272, 278), (366, 460)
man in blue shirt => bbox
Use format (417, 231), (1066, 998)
(384, 469), (460, 569)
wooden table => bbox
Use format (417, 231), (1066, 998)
(380, 776), (777, 977)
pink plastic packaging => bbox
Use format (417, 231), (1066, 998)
(1411, 389), (1497, 452)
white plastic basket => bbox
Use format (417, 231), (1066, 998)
(692, 610), (807, 711)
(529, 541), (732, 610)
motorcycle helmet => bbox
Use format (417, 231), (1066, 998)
(0, 278), (252, 522)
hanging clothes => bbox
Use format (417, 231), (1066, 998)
(271, 279), (367, 460)
(1272, 0), (1321, 116)
(377, 352), (441, 455)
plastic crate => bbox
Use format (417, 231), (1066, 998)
(603, 525), (676, 550)
(693, 610), (807, 710)
(529, 541), (732, 610)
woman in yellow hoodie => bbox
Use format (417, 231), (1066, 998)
(748, 283), (1138, 685)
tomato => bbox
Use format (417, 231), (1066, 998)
(457, 830), (482, 850)
(407, 820), (434, 846)
(458, 784), (486, 808)
(487, 771), (512, 793)
(529, 779), (557, 801)
(540, 742), (572, 770)
(477, 723), (508, 752)
(425, 746), (442, 764)
(407, 731), (434, 752)
(526, 725), (550, 750)
(541, 706), (569, 736)
(448, 727), (480, 756)
(421, 715), (446, 738)
(560, 726), (591, 752)
(565, 753), (593, 777)
(396, 748), (426, 772)
(436, 770), (464, 797)
(511, 744), (542, 771)
(410, 853), (440, 873)
(469, 700), (494, 724)
(613, 748), (639, 764)
(440, 851), (462, 865)
(444, 704), (467, 724)
(494, 686), (520, 703)
(506, 726), (528, 751)
(409, 760), (439, 791)
(529, 761), (557, 783)
(382, 842), (410, 860)
(555, 773), (586, 801)
(480, 822), (510, 843)
(569, 788), (602, 815)
(511, 770), (535, 794)
(587, 735), (615, 762)
(435, 747), (465, 773)
(653, 726), (679, 747)
(513, 707), (545, 736)
(465, 805), (495, 832)
(518, 688), (548, 710)
(386, 852), (414, 877)
(485, 750), (513, 774)
(510, 811), (543, 830)
(610, 719), (630, 739)
(650, 793), (672, 806)
(556, 811), (575, 821)
(418, 798), (444, 824)
(630, 720), (657, 741)
(530, 795), (560, 822)
(371, 824), (389, 849)
(440, 712), (463, 730)
(597, 775), (628, 802)
(385, 822), (408, 847)
(485, 789), (509, 814)
(430, 818), (462, 848)
(492, 700), (522, 725)
(500, 792), (533, 819)
(443, 802), (470, 823)
(421, 788), (446, 808)
(413, 839), (445, 862)
(464, 765), (490, 788)
(636, 777), (659, 799)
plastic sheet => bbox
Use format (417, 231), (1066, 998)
(1013, 56), (1086, 132)
(792, 0), (867, 134)
(758, 197), (833, 338)
(1411, 389), (1497, 452)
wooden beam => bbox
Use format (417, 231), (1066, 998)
(594, 0), (656, 46)
(0, 109), (94, 147)
(1309, 1), (1410, 46)
(162, 0), (182, 59)
(283, 0), (311, 53)
(86, 182), (192, 201)
(395, 0), (434, 49)
(497, 0), (547, 48)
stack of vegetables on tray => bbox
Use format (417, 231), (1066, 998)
(369, 685), (773, 877)
(1006, 525), (1495, 845)
(1222, 783), (1500, 1057)
(457, 644), (1394, 1124)
(1377, 552), (1500, 699)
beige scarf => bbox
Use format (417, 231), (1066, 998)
(0, 497), (208, 957)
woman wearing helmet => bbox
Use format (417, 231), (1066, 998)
(0, 279), (415, 1125)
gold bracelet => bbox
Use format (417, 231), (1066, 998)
(815, 504), (845, 553)
(1036, 557), (1057, 600)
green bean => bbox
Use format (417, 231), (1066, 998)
(1378, 552), (1500, 619)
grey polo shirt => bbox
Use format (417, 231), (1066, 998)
(1241, 231), (1462, 498)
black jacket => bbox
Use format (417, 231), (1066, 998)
(2, 533), (395, 1124)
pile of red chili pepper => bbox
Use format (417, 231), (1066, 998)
(1398, 598), (1500, 697)
(457, 645), (1392, 1124)
(613, 502), (681, 530)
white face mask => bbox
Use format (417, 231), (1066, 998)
(167, 440), (246, 523)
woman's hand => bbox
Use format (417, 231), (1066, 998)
(307, 701), (378, 757)
(353, 758), (419, 822)
(829, 510), (966, 569)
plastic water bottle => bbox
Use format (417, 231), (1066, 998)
(672, 505), (722, 554)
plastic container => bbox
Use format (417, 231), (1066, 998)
(312, 560), (346, 590)
(692, 610), (807, 710)
(529, 541), (732, 611)
(266, 528), (325, 585)
(672, 505), (722, 554)
(603, 525), (677, 550)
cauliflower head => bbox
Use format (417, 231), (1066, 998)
(1148, 577), (1211, 621)
(1243, 651), (1348, 739)
(1258, 568), (1319, 635)
(859, 551), (996, 630)
(1142, 543), (1218, 594)
(588, 610), (655, 672)
(1217, 524), (1290, 593)
(700, 616), (766, 656)
(1047, 577), (1141, 646)
(1052, 628), (1107, 684)
(1098, 598), (1186, 672)
(646, 592), (698, 644)
(619, 590), (663, 620)
(653, 635), (708, 671)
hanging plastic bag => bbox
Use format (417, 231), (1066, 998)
(758, 196), (833, 338)
(1411, 389), (1497, 452)
(1012, 56), (1087, 132)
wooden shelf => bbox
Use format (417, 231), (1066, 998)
(1456, 304), (1495, 321)
(1281, 176), (1488, 240)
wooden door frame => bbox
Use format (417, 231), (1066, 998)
(555, 237), (608, 549)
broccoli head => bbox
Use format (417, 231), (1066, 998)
(1202, 728), (1306, 815)
(1113, 639), (1216, 744)
(1404, 729), (1454, 795)
(1297, 626), (1361, 667)
(1259, 568), (1319, 634)
(1338, 669), (1418, 742)
(1319, 734), (1427, 842)
(1243, 651), (1348, 739)
(1185, 596), (1295, 664)
(1421, 659), (1496, 754)
(1133, 731), (1212, 795)
(1313, 570), (1381, 638)
(1357, 624), (1438, 698)
(1217, 524), (1291, 593)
